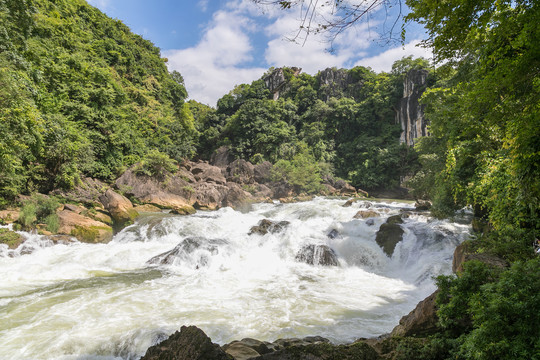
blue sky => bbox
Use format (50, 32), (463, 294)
(87, 0), (432, 105)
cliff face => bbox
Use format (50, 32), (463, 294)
(397, 69), (430, 146)
(317, 68), (355, 101)
(263, 67), (302, 100)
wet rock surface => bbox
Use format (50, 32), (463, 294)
(249, 219), (290, 235)
(375, 215), (405, 256)
(295, 244), (339, 266)
(147, 237), (226, 267)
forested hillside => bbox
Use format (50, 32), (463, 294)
(191, 58), (430, 193)
(0, 0), (196, 205)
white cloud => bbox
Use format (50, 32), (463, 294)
(354, 39), (433, 72)
(164, 9), (266, 106)
(198, 0), (209, 12)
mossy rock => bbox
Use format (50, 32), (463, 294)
(0, 228), (24, 249)
(71, 225), (113, 243)
(171, 205), (196, 215)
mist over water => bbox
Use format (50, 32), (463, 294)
(0, 198), (471, 359)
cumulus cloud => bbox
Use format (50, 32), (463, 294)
(164, 8), (266, 105)
(354, 39), (433, 72)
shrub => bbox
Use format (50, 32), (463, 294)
(135, 150), (178, 180)
(18, 195), (60, 230)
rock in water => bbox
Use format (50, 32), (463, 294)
(98, 189), (138, 231)
(249, 219), (290, 235)
(147, 237), (225, 268)
(375, 216), (404, 256)
(141, 325), (232, 360)
(295, 244), (339, 266)
(327, 229), (339, 239)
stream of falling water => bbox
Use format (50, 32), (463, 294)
(0, 198), (471, 359)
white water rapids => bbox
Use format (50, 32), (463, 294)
(0, 198), (471, 360)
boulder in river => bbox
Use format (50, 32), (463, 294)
(98, 189), (138, 230)
(141, 325), (232, 360)
(57, 210), (113, 243)
(147, 237), (226, 268)
(249, 219), (290, 235)
(295, 244), (339, 266)
(375, 216), (404, 256)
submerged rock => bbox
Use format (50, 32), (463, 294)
(141, 325), (232, 360)
(295, 244), (339, 266)
(147, 237), (226, 268)
(327, 229), (339, 239)
(249, 219), (290, 235)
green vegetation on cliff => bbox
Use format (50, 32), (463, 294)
(0, 0), (195, 204)
(193, 57), (431, 193)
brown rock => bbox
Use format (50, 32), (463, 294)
(226, 159), (255, 184)
(193, 183), (229, 210)
(391, 291), (439, 337)
(99, 189), (138, 230)
(141, 325), (232, 360)
(134, 204), (162, 213)
(295, 244), (339, 266)
(190, 162), (227, 185)
(63, 204), (85, 214)
(116, 169), (195, 209)
(0, 210), (20, 224)
(254, 161), (273, 183)
(57, 210), (112, 243)
(51, 177), (109, 206)
(223, 183), (253, 209)
(249, 219), (290, 235)
(354, 210), (379, 219)
(210, 146), (234, 168)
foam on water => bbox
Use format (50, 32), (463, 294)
(0, 198), (471, 359)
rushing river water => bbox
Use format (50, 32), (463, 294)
(0, 198), (471, 359)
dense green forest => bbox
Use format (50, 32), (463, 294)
(190, 59), (429, 193)
(1, 0), (539, 358)
(0, 0), (196, 205)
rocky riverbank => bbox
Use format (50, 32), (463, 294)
(1, 148), (362, 247)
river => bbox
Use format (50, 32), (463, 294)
(0, 198), (470, 359)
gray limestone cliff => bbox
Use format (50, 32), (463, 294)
(396, 69), (430, 146)
(263, 67), (302, 100)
